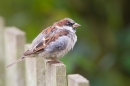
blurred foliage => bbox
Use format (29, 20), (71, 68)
(0, 0), (130, 86)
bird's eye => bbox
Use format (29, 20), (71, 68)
(66, 22), (73, 26)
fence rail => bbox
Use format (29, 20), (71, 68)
(0, 16), (89, 86)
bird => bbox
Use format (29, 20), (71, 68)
(6, 18), (80, 68)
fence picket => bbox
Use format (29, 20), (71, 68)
(45, 61), (67, 86)
(68, 74), (89, 86)
(5, 27), (26, 86)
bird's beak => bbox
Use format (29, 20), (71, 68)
(73, 23), (81, 28)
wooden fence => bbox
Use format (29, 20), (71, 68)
(0, 16), (89, 86)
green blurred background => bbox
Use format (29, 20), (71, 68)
(0, 0), (130, 86)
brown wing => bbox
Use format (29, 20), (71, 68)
(23, 29), (69, 56)
(42, 25), (57, 34)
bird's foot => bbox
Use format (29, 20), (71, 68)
(46, 59), (63, 65)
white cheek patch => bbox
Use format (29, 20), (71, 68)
(63, 26), (75, 32)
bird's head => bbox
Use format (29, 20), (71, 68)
(56, 18), (81, 32)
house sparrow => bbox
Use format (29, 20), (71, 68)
(6, 18), (80, 68)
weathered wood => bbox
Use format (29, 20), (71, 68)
(0, 16), (5, 86)
(45, 61), (67, 86)
(25, 44), (46, 86)
(68, 74), (89, 86)
(5, 27), (26, 86)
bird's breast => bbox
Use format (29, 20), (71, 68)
(39, 32), (77, 58)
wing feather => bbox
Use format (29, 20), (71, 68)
(23, 28), (69, 56)
(34, 30), (69, 53)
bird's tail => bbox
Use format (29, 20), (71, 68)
(6, 56), (25, 68)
